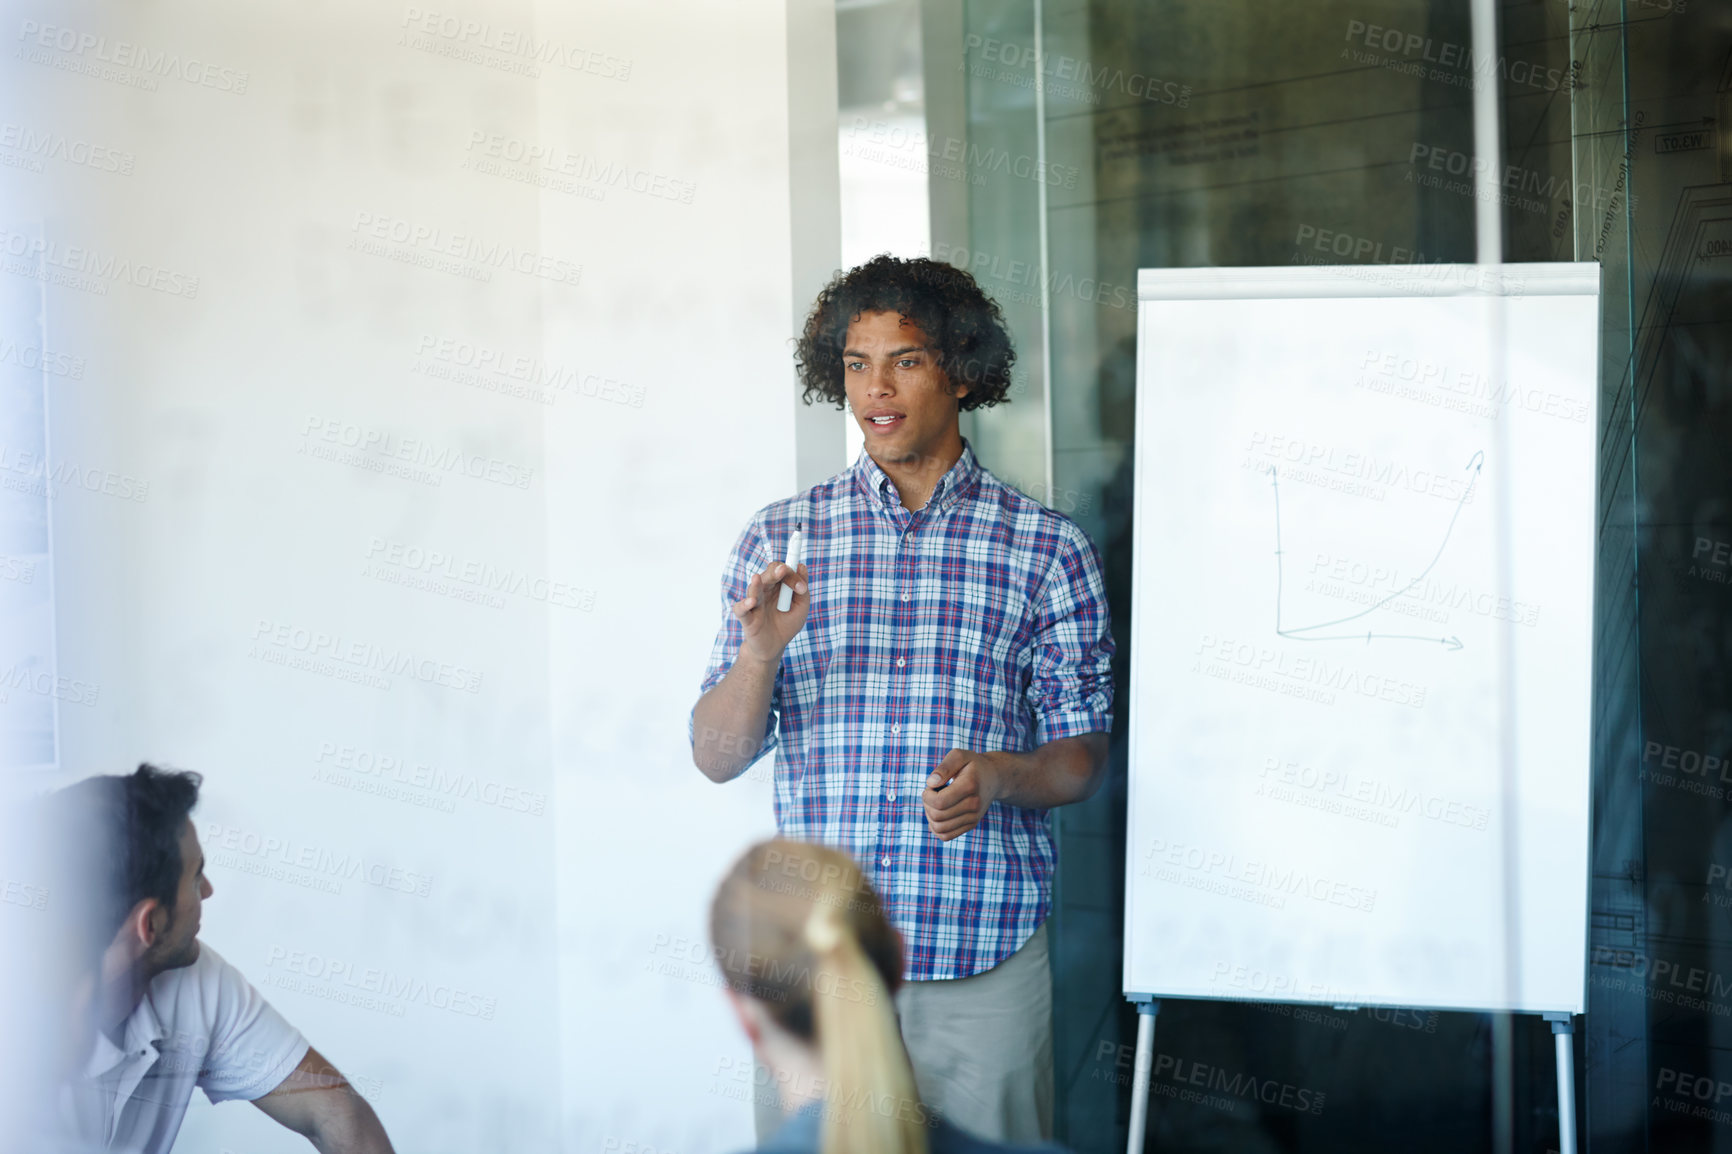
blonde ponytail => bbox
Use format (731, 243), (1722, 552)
(710, 840), (931, 1154)
(803, 905), (929, 1154)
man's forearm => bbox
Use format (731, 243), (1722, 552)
(989, 733), (1110, 809)
(305, 1093), (393, 1154)
(252, 1048), (394, 1154)
(690, 652), (780, 782)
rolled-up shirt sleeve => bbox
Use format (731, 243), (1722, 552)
(196, 948), (310, 1104)
(688, 519), (783, 769)
(1025, 522), (1115, 745)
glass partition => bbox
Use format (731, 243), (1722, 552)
(916, 0), (1732, 1148)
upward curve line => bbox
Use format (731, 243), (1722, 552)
(1270, 449), (1483, 649)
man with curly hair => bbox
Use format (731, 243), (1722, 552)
(690, 254), (1114, 1144)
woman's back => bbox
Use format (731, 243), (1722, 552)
(745, 1102), (1073, 1154)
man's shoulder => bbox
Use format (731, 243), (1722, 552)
(145, 944), (252, 1032)
(968, 467), (1092, 552)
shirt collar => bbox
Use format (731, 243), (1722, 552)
(83, 985), (166, 1079)
(851, 438), (981, 514)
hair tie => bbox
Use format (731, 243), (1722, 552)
(804, 906), (843, 954)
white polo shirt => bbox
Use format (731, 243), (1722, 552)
(62, 944), (309, 1154)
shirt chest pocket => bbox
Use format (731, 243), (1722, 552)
(926, 586), (1030, 687)
(944, 548), (1032, 653)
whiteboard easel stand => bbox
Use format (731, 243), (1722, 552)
(1123, 996), (1159, 1154)
(1545, 1012), (1577, 1154)
(1120, 999), (1579, 1154)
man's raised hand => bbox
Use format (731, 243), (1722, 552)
(734, 561), (810, 663)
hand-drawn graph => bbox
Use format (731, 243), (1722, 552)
(1270, 450), (1484, 649)
(1128, 265), (1598, 1022)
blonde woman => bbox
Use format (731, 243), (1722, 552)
(710, 838), (1068, 1154)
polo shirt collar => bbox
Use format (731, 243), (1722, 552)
(852, 438), (981, 513)
(84, 986), (166, 1079)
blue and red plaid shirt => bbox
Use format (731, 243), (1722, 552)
(695, 441), (1115, 981)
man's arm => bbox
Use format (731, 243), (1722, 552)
(922, 734), (1109, 841)
(691, 649), (780, 782)
(924, 522), (1116, 840)
(251, 1047), (394, 1154)
(690, 557), (809, 782)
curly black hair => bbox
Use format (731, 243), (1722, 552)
(794, 254), (1017, 412)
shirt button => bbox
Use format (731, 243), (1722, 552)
(891, 724), (900, 735)
(896, 657), (906, 668)
(881, 855), (892, 867)
(901, 593), (910, 602)
(887, 791), (896, 801)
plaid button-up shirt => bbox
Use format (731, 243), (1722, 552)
(695, 441), (1115, 981)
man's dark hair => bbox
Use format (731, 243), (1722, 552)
(48, 765), (202, 956)
(794, 254), (1017, 411)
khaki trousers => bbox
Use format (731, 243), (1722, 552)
(753, 922), (1054, 1144)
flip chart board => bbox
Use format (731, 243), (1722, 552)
(1124, 264), (1598, 1014)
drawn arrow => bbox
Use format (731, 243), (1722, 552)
(1280, 631), (1464, 649)
(1270, 450), (1483, 648)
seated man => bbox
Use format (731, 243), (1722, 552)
(49, 764), (394, 1154)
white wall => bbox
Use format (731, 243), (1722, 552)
(535, 1), (834, 1148)
(4, 1), (837, 1149)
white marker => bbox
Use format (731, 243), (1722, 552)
(777, 524), (805, 612)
